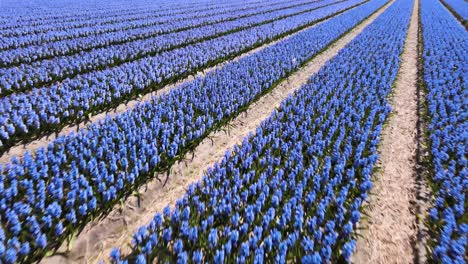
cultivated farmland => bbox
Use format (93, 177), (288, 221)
(0, 0), (466, 263)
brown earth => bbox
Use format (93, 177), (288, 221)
(352, 0), (430, 263)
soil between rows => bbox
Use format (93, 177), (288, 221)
(41, 1), (395, 263)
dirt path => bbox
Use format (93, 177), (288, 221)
(0, 4), (351, 164)
(352, 0), (429, 263)
(41, 2), (394, 263)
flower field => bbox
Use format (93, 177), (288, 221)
(0, 0), (465, 263)
(421, 0), (467, 261)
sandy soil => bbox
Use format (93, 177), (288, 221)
(40, 2), (394, 263)
(352, 0), (430, 263)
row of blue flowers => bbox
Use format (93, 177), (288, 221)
(0, 0), (316, 50)
(0, 0), (337, 93)
(0, 0), (270, 39)
(0, 0), (363, 153)
(109, 0), (412, 262)
(0, 0), (387, 262)
(439, 0), (468, 23)
(420, 0), (467, 262)
(0, 0), (320, 66)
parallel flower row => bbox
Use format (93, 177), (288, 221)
(420, 0), (467, 262)
(0, 0), (387, 262)
(0, 0), (315, 50)
(439, 0), (468, 23)
(0, 0), (255, 36)
(0, 0), (364, 152)
(0, 0), (322, 65)
(110, 0), (412, 262)
(0, 0), (338, 93)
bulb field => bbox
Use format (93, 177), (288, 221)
(0, 0), (465, 263)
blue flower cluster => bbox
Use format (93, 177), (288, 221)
(0, 1), (261, 35)
(0, 0), (324, 67)
(0, 0), (217, 25)
(0, 0), (338, 94)
(109, 0), (414, 262)
(0, 0), (305, 50)
(0, 0), (387, 262)
(0, 2), (169, 28)
(420, 0), (467, 262)
(0, 0), (279, 35)
(0, 0), (363, 152)
(440, 0), (468, 22)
